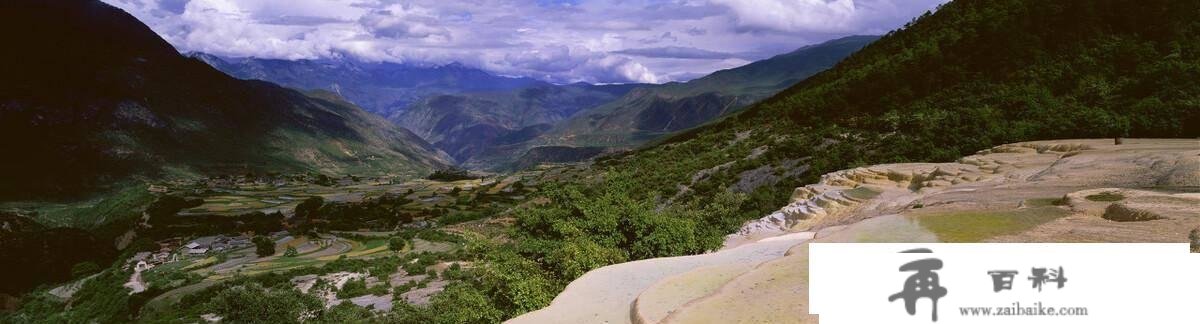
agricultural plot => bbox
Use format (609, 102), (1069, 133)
(165, 177), (490, 217)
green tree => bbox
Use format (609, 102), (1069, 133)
(295, 197), (324, 219)
(283, 246), (298, 257)
(389, 236), (407, 253)
(253, 236), (275, 257)
(293, 197), (324, 234)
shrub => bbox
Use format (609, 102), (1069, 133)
(1085, 192), (1125, 202)
(337, 278), (369, 299)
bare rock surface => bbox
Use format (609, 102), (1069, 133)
(506, 232), (814, 324)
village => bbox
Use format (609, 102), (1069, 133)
(125, 232), (281, 273)
(82, 165), (578, 315)
(23, 163), (584, 321)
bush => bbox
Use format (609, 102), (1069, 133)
(283, 246), (299, 257)
(337, 278), (369, 299)
(1085, 192), (1125, 202)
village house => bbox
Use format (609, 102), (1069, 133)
(134, 261), (154, 272)
(151, 252), (174, 263)
(180, 234), (254, 257)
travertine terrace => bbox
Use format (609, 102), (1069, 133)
(508, 139), (1200, 324)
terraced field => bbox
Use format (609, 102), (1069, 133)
(174, 178), (488, 216)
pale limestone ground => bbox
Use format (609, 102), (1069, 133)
(123, 269), (147, 294)
(665, 139), (1198, 323)
(48, 274), (97, 299)
(506, 232), (814, 324)
(510, 139), (1199, 324)
(632, 263), (757, 323)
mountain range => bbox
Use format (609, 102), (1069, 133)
(391, 83), (641, 163)
(465, 35), (878, 169)
(194, 36), (875, 170)
(190, 53), (549, 117)
(543, 35), (880, 144)
(0, 0), (451, 200)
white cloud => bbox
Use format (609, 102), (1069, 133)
(358, 5), (450, 41)
(102, 0), (946, 84)
(711, 0), (945, 34)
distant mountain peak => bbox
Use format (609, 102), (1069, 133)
(196, 55), (551, 116)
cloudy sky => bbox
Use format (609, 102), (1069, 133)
(104, 0), (947, 84)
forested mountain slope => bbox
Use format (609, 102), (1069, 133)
(539, 35), (879, 147)
(593, 0), (1200, 215)
(465, 36), (876, 170)
(391, 83), (637, 164)
(0, 0), (452, 200)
